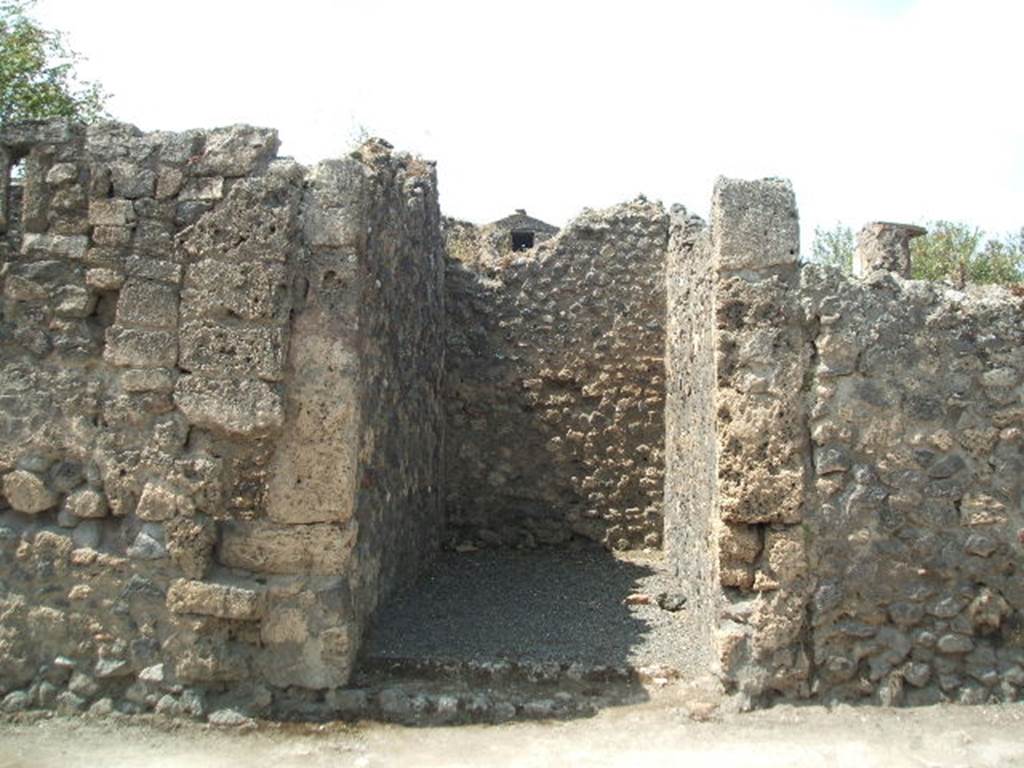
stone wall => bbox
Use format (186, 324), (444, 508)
(1, 118), (1020, 717)
(663, 206), (718, 667)
(443, 214), (558, 270)
(800, 269), (1024, 705)
(444, 199), (668, 549)
(696, 177), (1024, 707)
(0, 121), (444, 715)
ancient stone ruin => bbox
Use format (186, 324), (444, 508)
(0, 120), (1021, 721)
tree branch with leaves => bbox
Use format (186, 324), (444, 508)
(0, 0), (108, 125)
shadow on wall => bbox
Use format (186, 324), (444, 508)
(442, 200), (671, 550)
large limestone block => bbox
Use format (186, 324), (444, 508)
(219, 521), (357, 575)
(182, 259), (290, 323)
(104, 326), (178, 368)
(190, 125), (279, 177)
(266, 286), (360, 525)
(114, 279), (179, 329)
(174, 376), (283, 439)
(711, 177), (799, 272)
(179, 163), (301, 262)
(166, 579), (265, 620)
(178, 322), (286, 381)
(302, 159), (370, 249)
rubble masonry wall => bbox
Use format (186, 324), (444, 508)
(1, 118), (1020, 716)
(0, 120), (444, 713)
(702, 178), (1024, 707)
(444, 200), (667, 549)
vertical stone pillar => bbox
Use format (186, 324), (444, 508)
(853, 221), (926, 278)
(710, 177), (814, 700)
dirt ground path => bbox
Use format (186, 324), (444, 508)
(2, 702), (1023, 768)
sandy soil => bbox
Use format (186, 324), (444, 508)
(2, 700), (1023, 768)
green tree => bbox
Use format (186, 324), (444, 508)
(0, 0), (107, 125)
(910, 221), (1023, 286)
(810, 222), (854, 273)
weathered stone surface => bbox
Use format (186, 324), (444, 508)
(121, 368), (176, 393)
(166, 579), (265, 620)
(302, 159), (370, 248)
(2, 118), (1020, 721)
(444, 198), (668, 548)
(174, 376), (283, 438)
(135, 481), (194, 521)
(64, 487), (107, 519)
(190, 125), (279, 177)
(2, 470), (57, 513)
(20, 233), (88, 259)
(178, 322), (286, 381)
(115, 279), (179, 329)
(853, 222), (926, 278)
(165, 516), (215, 580)
(179, 176), (224, 201)
(182, 259), (290, 323)
(127, 526), (166, 560)
(179, 163), (300, 262)
(711, 176), (799, 272)
(266, 297), (359, 525)
(104, 326), (178, 368)
(88, 200), (136, 227)
(219, 521), (357, 575)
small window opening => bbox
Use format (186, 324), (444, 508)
(511, 230), (535, 252)
(9, 157), (26, 182)
(3, 157), (26, 235)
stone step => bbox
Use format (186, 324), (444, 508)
(296, 656), (683, 725)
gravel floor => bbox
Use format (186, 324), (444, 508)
(362, 544), (709, 675)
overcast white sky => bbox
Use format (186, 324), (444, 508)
(33, 0), (1023, 251)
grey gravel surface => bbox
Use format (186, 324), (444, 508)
(362, 544), (705, 674)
